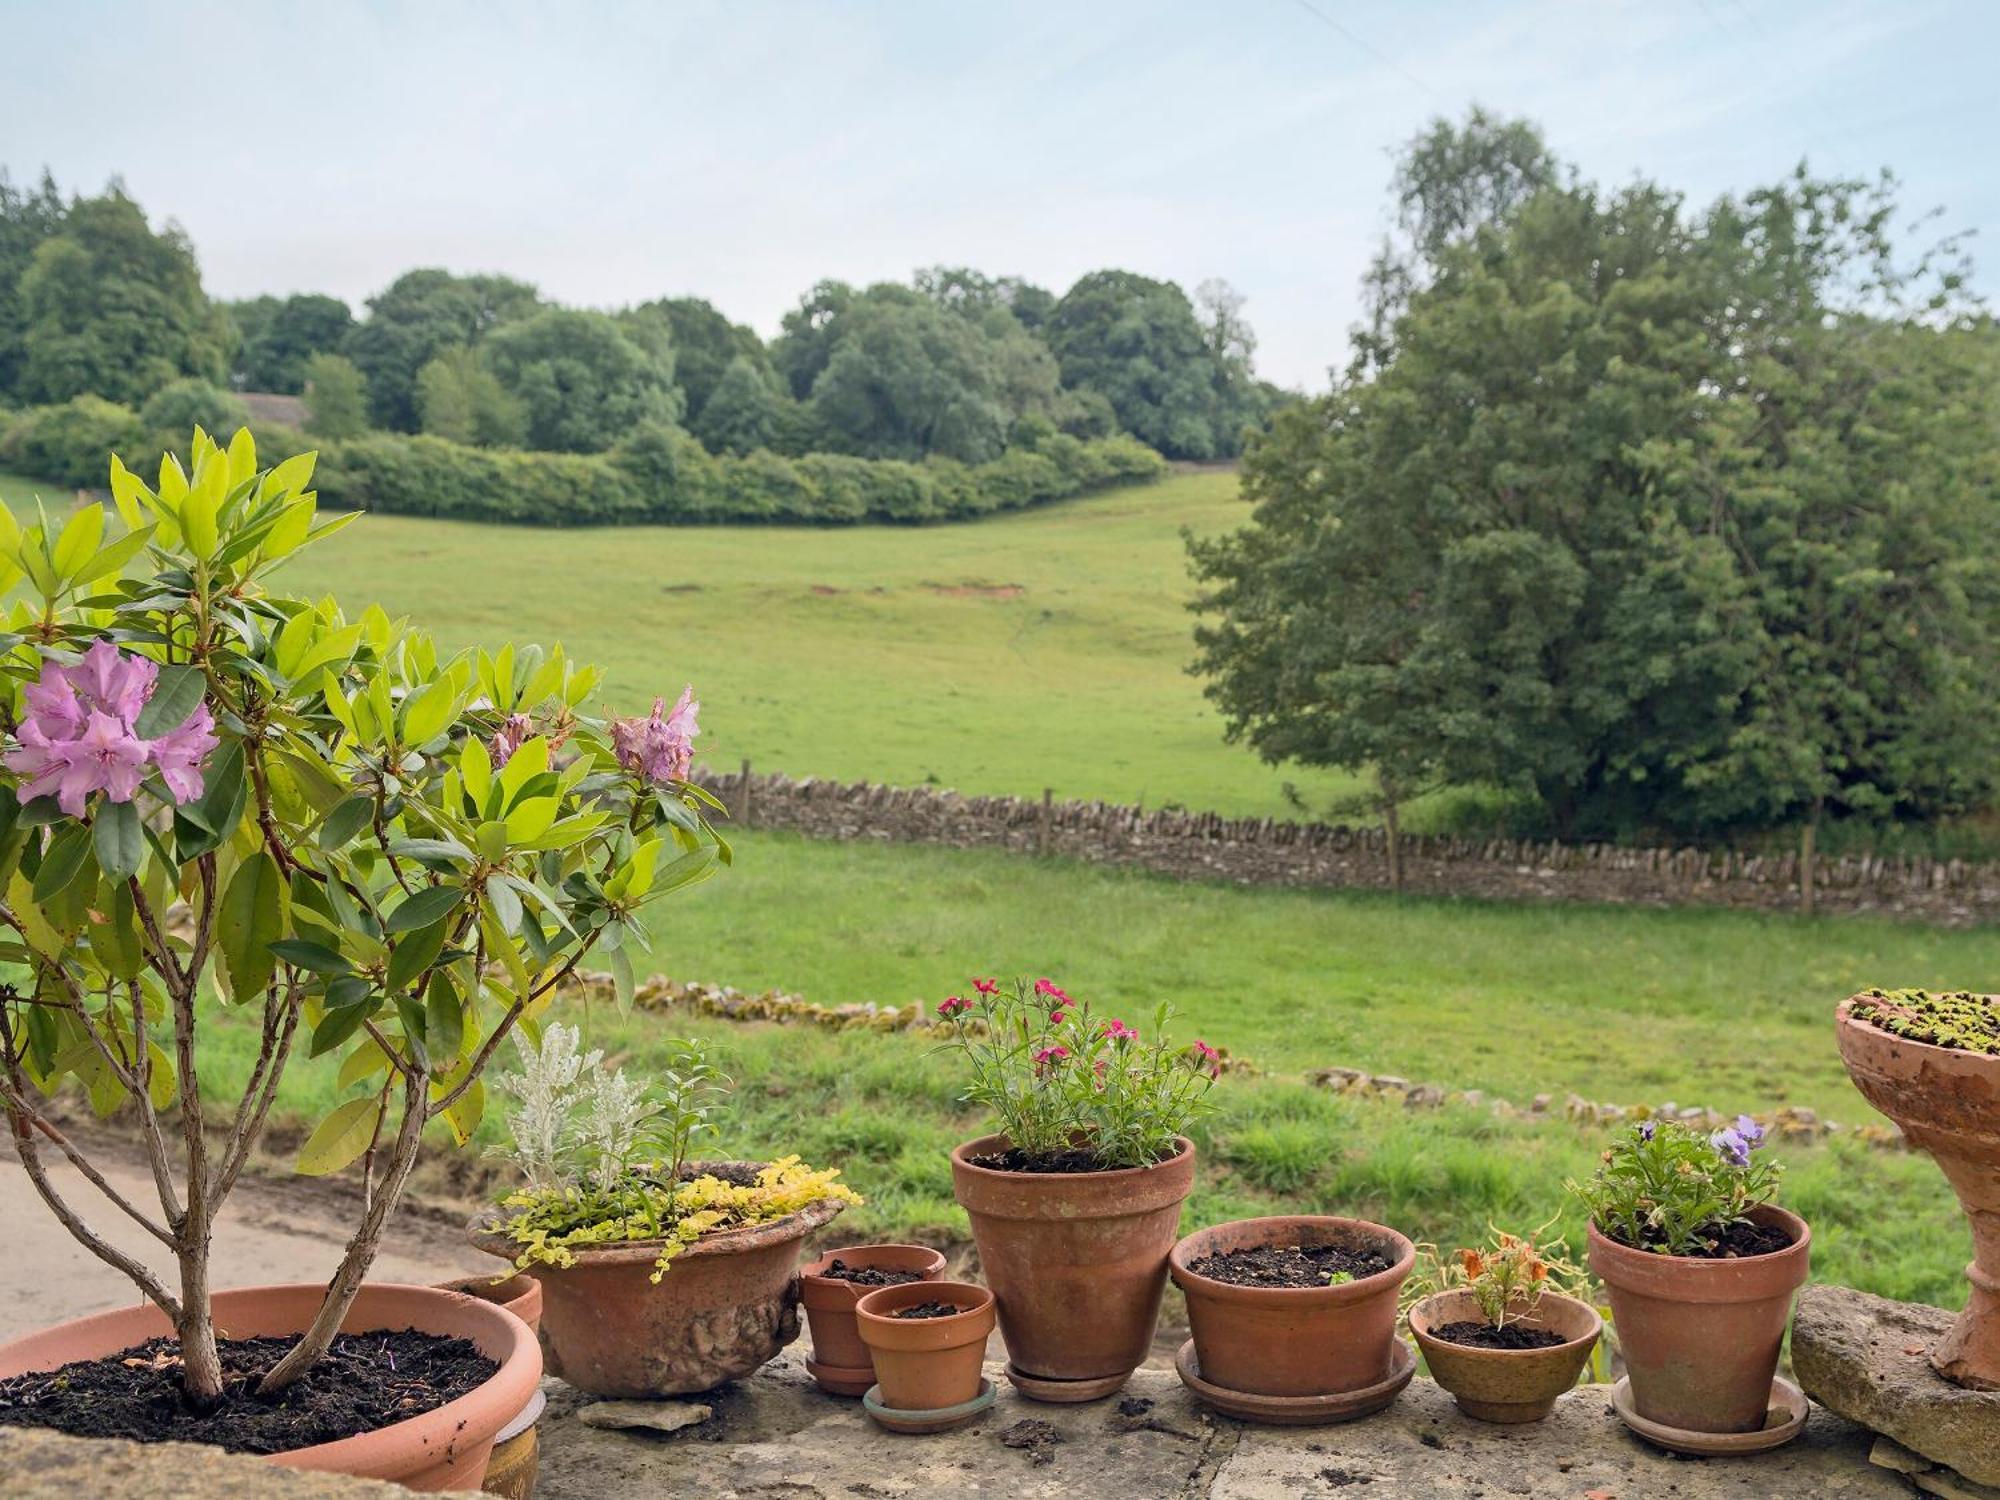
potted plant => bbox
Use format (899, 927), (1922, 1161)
(1168, 1214), (1415, 1421)
(1837, 988), (1999, 1389)
(941, 978), (1219, 1402)
(854, 1280), (996, 1429)
(799, 1244), (949, 1395)
(1405, 1224), (1601, 1423)
(1571, 1117), (1810, 1437)
(0, 431), (730, 1488)
(470, 1024), (860, 1397)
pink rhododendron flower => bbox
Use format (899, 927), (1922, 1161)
(611, 684), (699, 785)
(937, 995), (972, 1018)
(489, 713), (534, 769)
(1102, 1019), (1139, 1044)
(5, 642), (217, 816)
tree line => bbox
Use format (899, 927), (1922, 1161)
(1190, 110), (2000, 865)
(0, 170), (1287, 509)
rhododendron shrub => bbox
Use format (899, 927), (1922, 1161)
(0, 429), (728, 1402)
(934, 976), (1218, 1167)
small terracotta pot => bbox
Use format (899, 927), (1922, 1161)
(800, 1244), (948, 1395)
(470, 1178), (848, 1397)
(1408, 1291), (1602, 1423)
(1837, 996), (2000, 1389)
(437, 1272), (544, 1335)
(1588, 1202), (1810, 1433)
(854, 1280), (996, 1411)
(0, 1282), (541, 1492)
(1169, 1215), (1415, 1398)
(951, 1133), (1194, 1401)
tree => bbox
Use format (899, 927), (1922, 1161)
(416, 345), (525, 447)
(629, 297), (769, 422)
(140, 377), (248, 438)
(913, 265), (1056, 330)
(771, 279), (858, 400)
(1191, 120), (1998, 848)
(302, 351), (370, 438)
(230, 292), (353, 393)
(15, 190), (231, 406)
(343, 269), (541, 431)
(479, 308), (680, 454)
(805, 295), (1015, 463)
(0, 168), (66, 401)
(693, 354), (790, 455)
(1044, 270), (1254, 458)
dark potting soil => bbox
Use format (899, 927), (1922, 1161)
(1431, 1320), (1568, 1351)
(1188, 1242), (1395, 1289)
(1617, 1218), (1797, 1260)
(0, 1329), (496, 1455)
(678, 1160), (766, 1188)
(820, 1259), (923, 1287)
(968, 1146), (1120, 1174)
(891, 1301), (965, 1320)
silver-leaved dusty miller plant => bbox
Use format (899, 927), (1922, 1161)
(493, 1022), (600, 1193)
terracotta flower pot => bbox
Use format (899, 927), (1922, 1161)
(799, 1244), (949, 1396)
(470, 1189), (847, 1397)
(1837, 996), (2000, 1390)
(854, 1281), (996, 1411)
(0, 1282), (541, 1493)
(1408, 1291), (1602, 1423)
(437, 1272), (544, 1335)
(1587, 1203), (1810, 1433)
(950, 1133), (1195, 1402)
(1168, 1215), (1414, 1398)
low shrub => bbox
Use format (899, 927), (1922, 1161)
(0, 395), (148, 488)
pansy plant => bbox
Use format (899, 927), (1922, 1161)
(1568, 1115), (1784, 1257)
(0, 430), (729, 1403)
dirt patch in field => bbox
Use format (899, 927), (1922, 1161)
(924, 581), (1024, 599)
(809, 584), (843, 595)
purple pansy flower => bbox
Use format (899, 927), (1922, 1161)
(1710, 1127), (1753, 1168)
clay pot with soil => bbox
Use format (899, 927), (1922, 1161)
(951, 1133), (1196, 1401)
(437, 1272), (544, 1334)
(854, 1281), (996, 1411)
(1169, 1215), (1416, 1407)
(0, 1282), (542, 1493)
(1837, 990), (2000, 1390)
(1587, 1203), (1811, 1433)
(799, 1245), (949, 1396)
(1408, 1291), (1601, 1423)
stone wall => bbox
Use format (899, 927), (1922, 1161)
(696, 767), (2000, 926)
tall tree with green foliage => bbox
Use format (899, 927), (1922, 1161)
(0, 168), (67, 400)
(479, 308), (680, 454)
(302, 351), (370, 439)
(1192, 113), (1998, 849)
(629, 297), (770, 422)
(343, 269), (541, 431)
(416, 345), (526, 447)
(15, 191), (230, 406)
(229, 292), (354, 393)
(693, 353), (791, 455)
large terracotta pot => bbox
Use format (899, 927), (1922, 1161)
(1588, 1203), (1810, 1433)
(1169, 1215), (1414, 1398)
(799, 1244), (948, 1396)
(854, 1280), (995, 1411)
(950, 1133), (1195, 1402)
(1408, 1290), (1601, 1423)
(437, 1272), (544, 1334)
(0, 1282), (541, 1493)
(470, 1193), (846, 1397)
(1837, 996), (2000, 1390)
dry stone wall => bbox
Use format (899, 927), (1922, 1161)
(697, 767), (1999, 927)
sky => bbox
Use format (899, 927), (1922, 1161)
(3, 0), (1994, 390)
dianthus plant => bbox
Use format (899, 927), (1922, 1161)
(0, 430), (729, 1403)
(1569, 1116), (1784, 1257)
(1405, 1220), (1590, 1329)
(934, 977), (1219, 1168)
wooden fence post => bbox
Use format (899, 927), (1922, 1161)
(1039, 787), (1053, 856)
(739, 757), (753, 829)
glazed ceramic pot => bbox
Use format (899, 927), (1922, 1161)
(469, 1185), (848, 1397)
(1588, 1203), (1810, 1433)
(854, 1281), (996, 1411)
(1408, 1291), (1602, 1423)
(0, 1282), (541, 1492)
(1169, 1215), (1414, 1398)
(799, 1244), (948, 1396)
(436, 1272), (544, 1335)
(950, 1133), (1195, 1402)
(1837, 996), (2000, 1390)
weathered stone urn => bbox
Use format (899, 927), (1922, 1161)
(1836, 995), (2000, 1390)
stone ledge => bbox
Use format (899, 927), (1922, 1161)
(535, 1350), (1908, 1499)
(0, 1425), (405, 1499)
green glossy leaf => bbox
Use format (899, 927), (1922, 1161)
(385, 917), (447, 994)
(133, 666), (206, 738)
(296, 1096), (380, 1176)
(319, 794), (374, 851)
(32, 825), (93, 904)
(270, 938), (352, 975)
(217, 851), (284, 1001)
(91, 800), (144, 883)
(385, 884), (463, 934)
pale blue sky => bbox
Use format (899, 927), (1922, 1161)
(2, 1), (1992, 388)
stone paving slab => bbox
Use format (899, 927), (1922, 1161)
(0, 1426), (405, 1498)
(537, 1350), (1910, 1500)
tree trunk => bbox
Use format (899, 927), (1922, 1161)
(174, 1249), (225, 1405)
(1380, 772), (1404, 892)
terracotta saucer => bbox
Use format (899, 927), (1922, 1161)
(862, 1378), (998, 1434)
(1610, 1375), (1809, 1456)
(1004, 1363), (1131, 1403)
(805, 1356), (877, 1398)
(1174, 1338), (1416, 1425)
